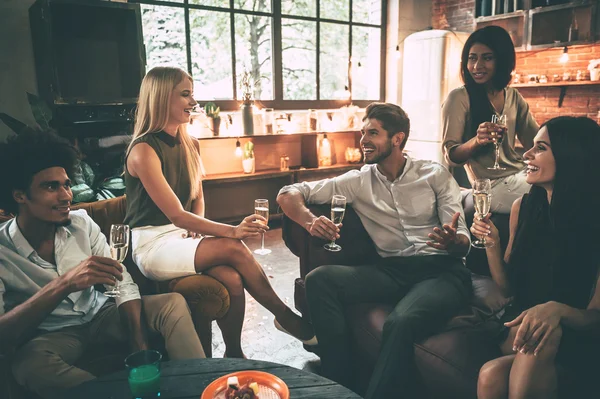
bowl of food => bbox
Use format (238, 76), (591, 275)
(201, 370), (289, 399)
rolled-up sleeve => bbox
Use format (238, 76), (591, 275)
(515, 91), (539, 151)
(278, 169), (363, 205)
(441, 87), (470, 167)
(432, 165), (471, 251)
(88, 218), (141, 307)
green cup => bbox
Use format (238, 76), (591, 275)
(125, 350), (162, 399)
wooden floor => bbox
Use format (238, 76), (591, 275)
(210, 227), (321, 374)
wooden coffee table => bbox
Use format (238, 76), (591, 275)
(64, 358), (362, 398)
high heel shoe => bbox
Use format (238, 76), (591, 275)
(274, 319), (318, 346)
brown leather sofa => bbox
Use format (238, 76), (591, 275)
(0, 196), (230, 399)
(282, 202), (514, 398)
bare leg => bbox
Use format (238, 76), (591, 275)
(477, 355), (515, 399)
(204, 265), (246, 358)
(194, 237), (314, 340)
(508, 326), (561, 399)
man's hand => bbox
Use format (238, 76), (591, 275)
(306, 216), (341, 241)
(426, 212), (461, 251)
(60, 256), (123, 293)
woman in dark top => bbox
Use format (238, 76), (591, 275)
(124, 67), (316, 359)
(471, 116), (600, 398)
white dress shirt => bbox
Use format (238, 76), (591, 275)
(279, 156), (470, 258)
(0, 209), (140, 331)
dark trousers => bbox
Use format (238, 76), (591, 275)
(305, 255), (472, 399)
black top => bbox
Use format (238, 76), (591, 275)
(124, 132), (193, 229)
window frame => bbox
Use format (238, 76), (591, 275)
(133, 0), (387, 110)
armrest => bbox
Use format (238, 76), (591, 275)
(282, 204), (379, 278)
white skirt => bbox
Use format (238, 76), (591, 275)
(131, 224), (202, 281)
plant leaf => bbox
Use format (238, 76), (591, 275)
(0, 113), (26, 134)
(27, 92), (53, 129)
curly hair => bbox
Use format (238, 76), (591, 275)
(0, 128), (79, 215)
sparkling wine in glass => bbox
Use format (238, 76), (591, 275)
(488, 114), (507, 171)
(105, 224), (130, 297)
(471, 179), (494, 249)
(254, 199), (271, 255)
(324, 195), (347, 252)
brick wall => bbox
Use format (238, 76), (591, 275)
(432, 0), (475, 32)
(432, 0), (600, 125)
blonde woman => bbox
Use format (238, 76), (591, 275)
(124, 67), (315, 358)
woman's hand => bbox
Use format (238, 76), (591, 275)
(476, 122), (503, 146)
(470, 213), (499, 246)
(232, 214), (269, 240)
(505, 301), (563, 356)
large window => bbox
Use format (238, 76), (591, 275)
(135, 0), (386, 109)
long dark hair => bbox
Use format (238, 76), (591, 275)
(460, 26), (516, 141)
(509, 117), (600, 309)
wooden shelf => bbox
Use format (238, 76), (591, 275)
(203, 163), (363, 184)
(512, 80), (600, 88)
(512, 80), (600, 107)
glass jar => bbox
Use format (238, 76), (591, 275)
(280, 155), (290, 171)
(263, 108), (274, 134)
(307, 109), (318, 131)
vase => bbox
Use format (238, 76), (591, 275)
(591, 69), (600, 82)
(241, 103), (254, 136)
(242, 157), (255, 174)
(209, 117), (221, 136)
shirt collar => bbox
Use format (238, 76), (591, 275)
(374, 154), (413, 184)
(8, 218), (71, 259)
(156, 131), (181, 147)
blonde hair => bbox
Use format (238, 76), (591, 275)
(127, 67), (201, 199)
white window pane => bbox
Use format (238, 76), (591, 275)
(234, 15), (273, 101)
(352, 0), (381, 24)
(320, 22), (349, 99)
(352, 26), (380, 100)
(234, 0), (271, 13)
(320, 0), (349, 21)
(282, 19), (316, 100)
(141, 5), (187, 72)
(282, 0), (316, 17)
(190, 0), (229, 7)
(190, 9), (234, 100)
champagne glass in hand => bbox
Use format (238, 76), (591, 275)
(105, 224), (130, 297)
(488, 114), (507, 170)
(324, 195), (346, 252)
(471, 179), (494, 249)
(254, 199), (271, 255)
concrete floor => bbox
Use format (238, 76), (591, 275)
(209, 227), (321, 373)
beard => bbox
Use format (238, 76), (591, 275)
(365, 143), (393, 164)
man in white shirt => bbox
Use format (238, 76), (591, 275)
(0, 129), (205, 399)
(277, 103), (473, 399)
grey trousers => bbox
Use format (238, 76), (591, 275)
(305, 255), (472, 399)
(11, 293), (205, 399)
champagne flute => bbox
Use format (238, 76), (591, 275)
(471, 179), (494, 249)
(488, 114), (507, 171)
(324, 195), (346, 252)
(105, 224), (130, 297)
(253, 199), (271, 255)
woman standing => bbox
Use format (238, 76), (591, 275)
(124, 67), (315, 358)
(471, 116), (600, 398)
(442, 26), (539, 213)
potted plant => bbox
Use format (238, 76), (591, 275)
(204, 102), (221, 136)
(588, 59), (600, 82)
(242, 141), (255, 174)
